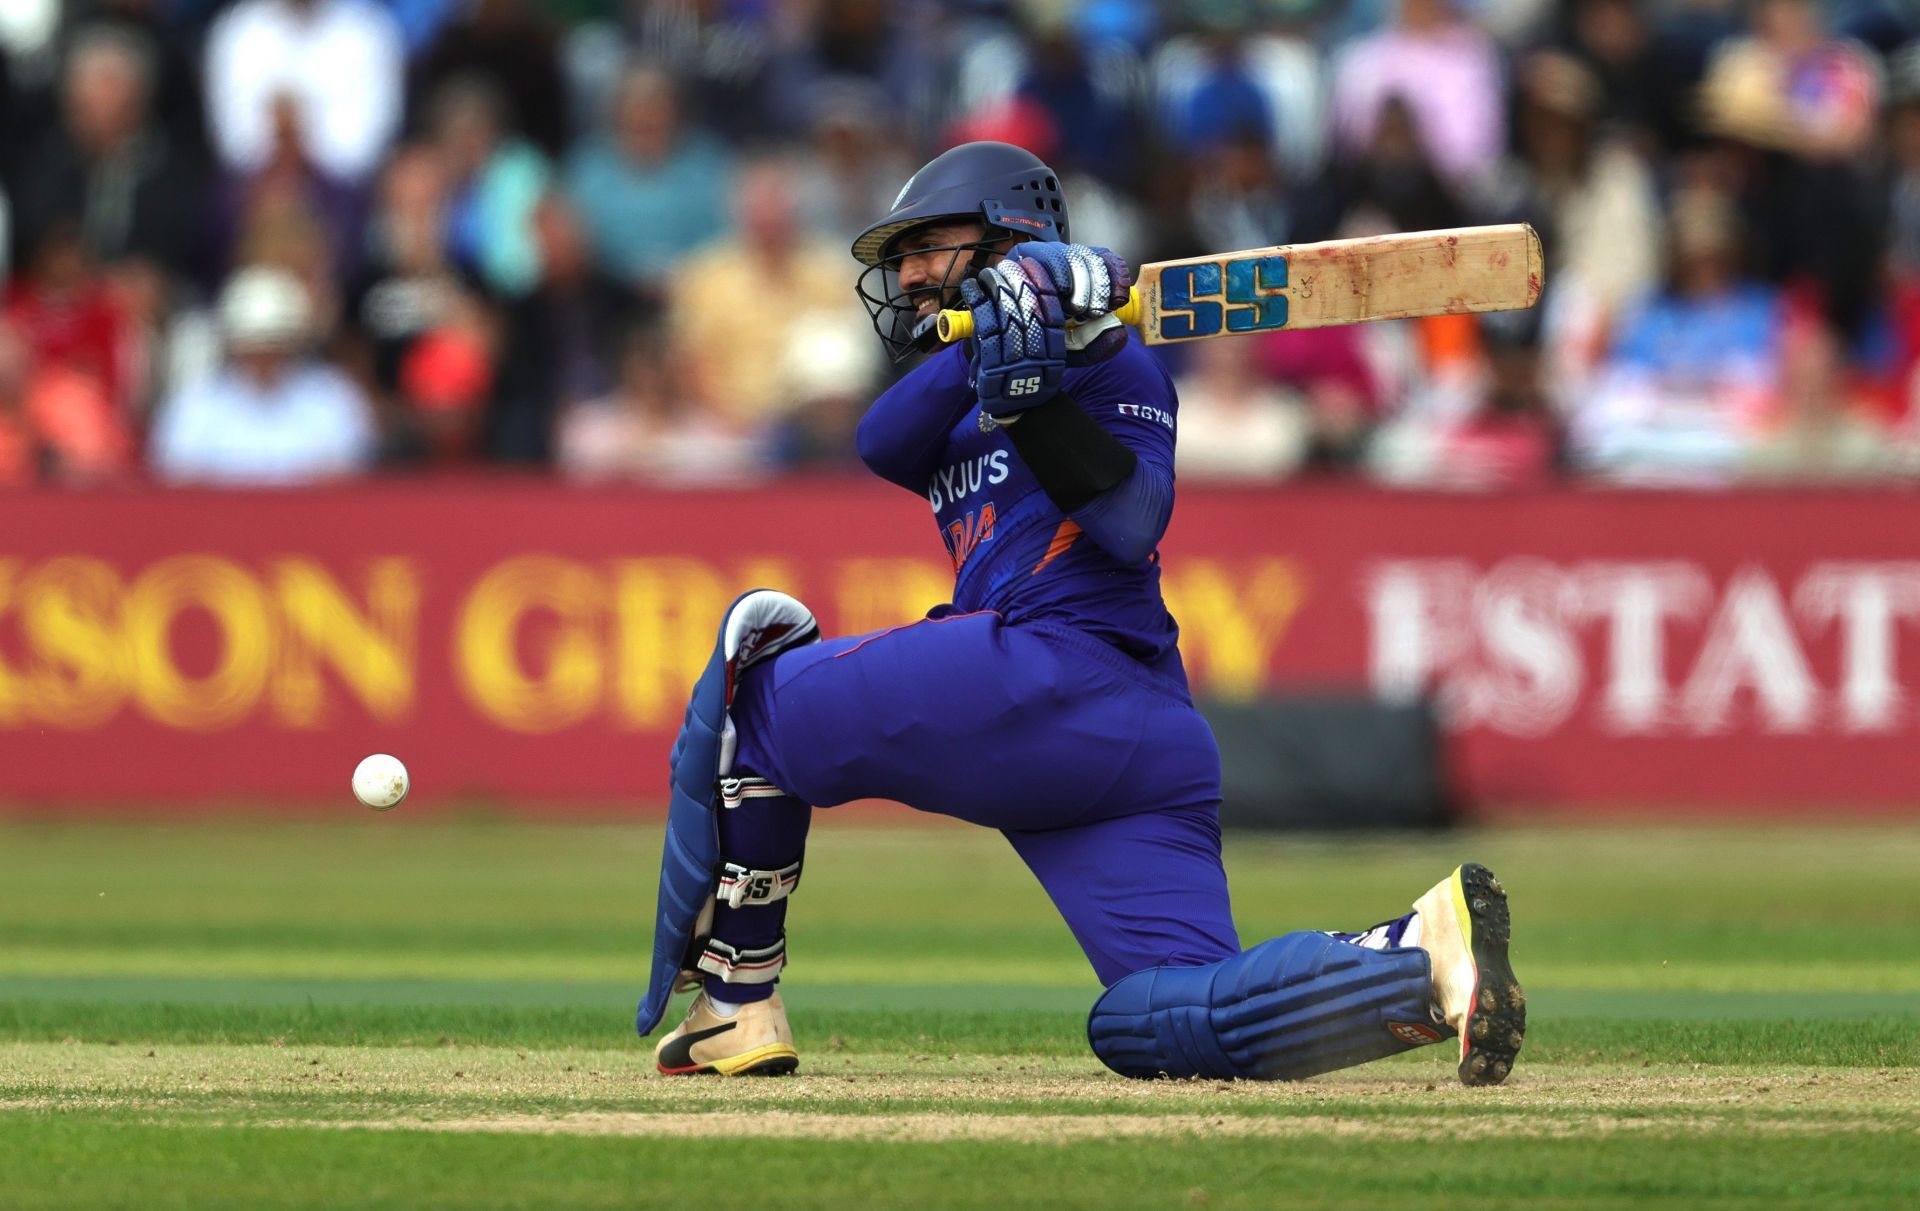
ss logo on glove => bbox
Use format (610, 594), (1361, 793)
(1008, 377), (1043, 397)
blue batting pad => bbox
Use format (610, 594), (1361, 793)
(1086, 931), (1444, 1080)
(636, 590), (818, 1036)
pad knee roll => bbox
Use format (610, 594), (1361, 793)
(1086, 931), (1444, 1081)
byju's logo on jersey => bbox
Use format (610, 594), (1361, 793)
(1117, 403), (1174, 430)
(927, 450), (1009, 511)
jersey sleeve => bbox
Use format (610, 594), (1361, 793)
(855, 343), (976, 494)
(1056, 347), (1180, 565)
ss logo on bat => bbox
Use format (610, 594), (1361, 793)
(1158, 254), (1291, 340)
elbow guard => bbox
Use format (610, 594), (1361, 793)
(1002, 394), (1138, 513)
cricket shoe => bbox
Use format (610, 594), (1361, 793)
(1412, 863), (1525, 1087)
(654, 991), (799, 1077)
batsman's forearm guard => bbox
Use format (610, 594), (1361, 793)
(1003, 393), (1138, 513)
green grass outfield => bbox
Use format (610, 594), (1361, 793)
(2, 817), (1916, 1209)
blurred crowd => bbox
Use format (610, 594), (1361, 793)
(6, 0), (1920, 489)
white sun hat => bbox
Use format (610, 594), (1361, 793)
(219, 266), (312, 351)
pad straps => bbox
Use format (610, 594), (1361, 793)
(718, 775), (788, 809)
(694, 773), (800, 984)
(694, 935), (786, 985)
(716, 860), (802, 908)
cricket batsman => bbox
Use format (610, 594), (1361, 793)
(638, 142), (1525, 1085)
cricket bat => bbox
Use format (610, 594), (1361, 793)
(935, 223), (1543, 345)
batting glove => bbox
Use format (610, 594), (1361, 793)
(963, 262), (1066, 418)
(1006, 243), (1131, 322)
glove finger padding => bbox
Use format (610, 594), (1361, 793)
(969, 263), (1066, 416)
(989, 261), (1067, 343)
(1009, 244), (1132, 320)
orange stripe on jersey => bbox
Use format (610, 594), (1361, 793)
(1031, 519), (1082, 576)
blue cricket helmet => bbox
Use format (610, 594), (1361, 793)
(853, 141), (1071, 360)
(853, 141), (1070, 266)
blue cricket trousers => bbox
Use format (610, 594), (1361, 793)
(728, 608), (1241, 985)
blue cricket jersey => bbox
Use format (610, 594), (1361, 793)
(856, 337), (1186, 680)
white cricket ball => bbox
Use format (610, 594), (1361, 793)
(352, 753), (410, 810)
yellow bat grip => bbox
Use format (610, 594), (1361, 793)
(936, 286), (1144, 344)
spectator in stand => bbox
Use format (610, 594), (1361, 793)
(1329, 0), (1504, 186)
(789, 77), (918, 245)
(1695, 0), (1883, 335)
(423, 76), (550, 298)
(11, 26), (202, 283)
(1151, 0), (1326, 183)
(1478, 51), (1663, 392)
(1017, 12), (1142, 188)
(1370, 312), (1560, 490)
(555, 321), (764, 484)
(43, 0), (213, 170)
(767, 313), (882, 470)
(396, 324), (494, 462)
(564, 65), (731, 297)
(1573, 189), (1783, 482)
(1298, 94), (1467, 243)
(1745, 312), (1902, 480)
(5, 222), (141, 420)
(668, 156), (860, 429)
(343, 146), (491, 459)
(151, 265), (376, 484)
(946, 2), (1143, 190)
(1172, 336), (1312, 482)
(0, 320), (135, 485)
(204, 0), (405, 185)
(1698, 0), (1880, 163)
(1487, 52), (1662, 321)
(410, 0), (569, 157)
(1253, 321), (1385, 468)
(1550, 0), (1700, 153)
(1131, 148), (1206, 271)
(227, 157), (347, 347)
(615, 0), (789, 144)
(1186, 128), (1295, 255)
(772, 0), (934, 142)
(212, 94), (365, 288)
(492, 194), (641, 463)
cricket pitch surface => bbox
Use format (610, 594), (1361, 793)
(3, 820), (1915, 1208)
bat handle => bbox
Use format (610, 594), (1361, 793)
(936, 286), (1144, 344)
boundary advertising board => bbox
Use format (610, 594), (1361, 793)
(2, 482), (1916, 814)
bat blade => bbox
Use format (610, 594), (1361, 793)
(1134, 224), (1542, 345)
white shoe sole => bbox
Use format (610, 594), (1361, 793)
(1422, 863), (1525, 1086)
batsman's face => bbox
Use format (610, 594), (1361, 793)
(893, 223), (992, 318)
